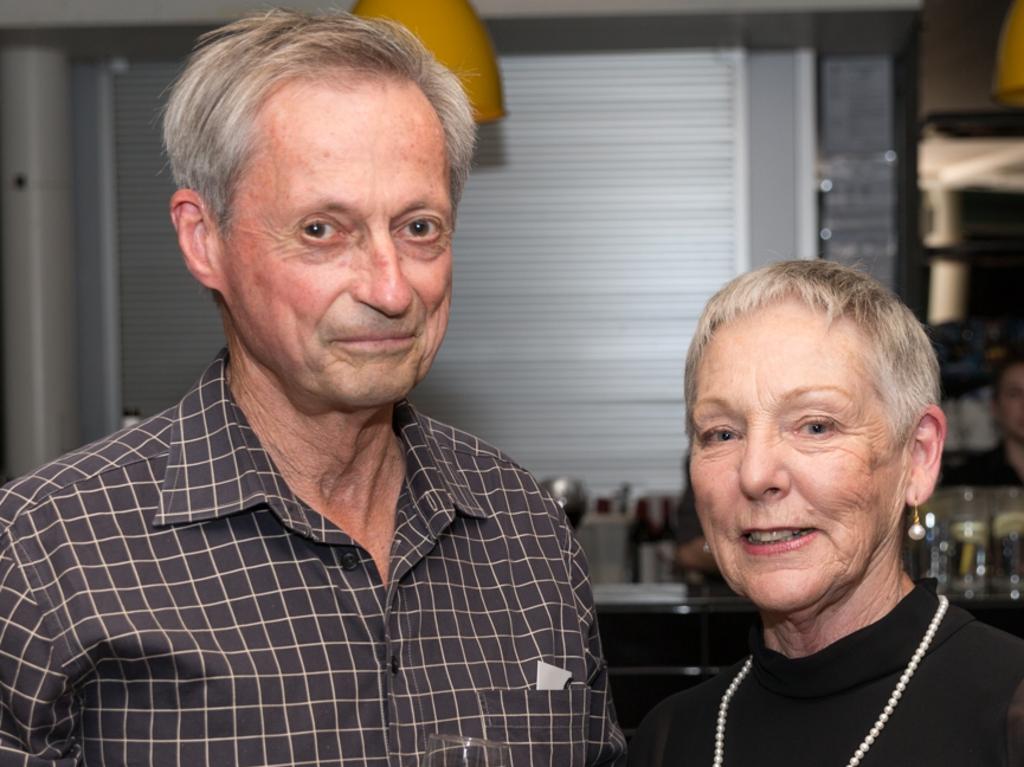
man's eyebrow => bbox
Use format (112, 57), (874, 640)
(297, 199), (452, 219)
(396, 198), (453, 217)
(303, 199), (356, 215)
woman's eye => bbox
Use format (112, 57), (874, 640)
(302, 221), (335, 240)
(801, 419), (834, 436)
(701, 428), (737, 444)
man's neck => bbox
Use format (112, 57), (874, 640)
(226, 350), (406, 583)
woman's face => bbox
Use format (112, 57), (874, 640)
(690, 300), (913, 618)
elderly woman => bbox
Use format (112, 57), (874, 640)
(630, 260), (1024, 766)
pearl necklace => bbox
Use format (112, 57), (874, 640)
(713, 595), (949, 767)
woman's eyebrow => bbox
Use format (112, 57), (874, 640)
(780, 385), (854, 403)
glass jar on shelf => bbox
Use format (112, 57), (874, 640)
(911, 487), (956, 592)
(991, 486), (1024, 596)
(948, 487), (991, 597)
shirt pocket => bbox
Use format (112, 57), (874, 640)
(477, 683), (589, 767)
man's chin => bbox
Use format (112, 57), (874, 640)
(320, 374), (420, 413)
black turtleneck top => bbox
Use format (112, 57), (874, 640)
(629, 582), (1024, 766)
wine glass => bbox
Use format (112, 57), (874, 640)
(423, 734), (512, 767)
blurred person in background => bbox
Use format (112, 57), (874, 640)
(674, 457), (720, 579)
(943, 353), (1024, 487)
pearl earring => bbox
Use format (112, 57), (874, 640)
(908, 505), (926, 541)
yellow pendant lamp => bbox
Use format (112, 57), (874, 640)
(352, 0), (505, 122)
(994, 0), (1024, 105)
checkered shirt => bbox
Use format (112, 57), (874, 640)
(0, 352), (625, 766)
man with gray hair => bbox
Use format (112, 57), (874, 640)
(0, 10), (625, 766)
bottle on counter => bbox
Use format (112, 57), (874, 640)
(655, 496), (679, 582)
(631, 498), (656, 583)
(577, 496), (630, 584)
(631, 495), (681, 583)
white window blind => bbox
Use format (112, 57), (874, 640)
(411, 50), (745, 496)
(112, 50), (745, 495)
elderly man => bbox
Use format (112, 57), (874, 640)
(0, 10), (624, 766)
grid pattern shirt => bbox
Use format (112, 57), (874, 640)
(0, 353), (625, 767)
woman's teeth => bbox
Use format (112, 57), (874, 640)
(745, 529), (812, 544)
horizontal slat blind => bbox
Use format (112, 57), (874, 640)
(411, 50), (743, 495)
(114, 62), (225, 417)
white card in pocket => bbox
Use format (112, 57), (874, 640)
(535, 660), (572, 691)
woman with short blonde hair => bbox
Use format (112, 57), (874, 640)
(632, 259), (1024, 766)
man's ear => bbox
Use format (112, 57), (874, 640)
(170, 189), (226, 292)
(905, 404), (948, 506)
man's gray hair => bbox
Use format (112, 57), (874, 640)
(684, 259), (940, 444)
(163, 8), (476, 228)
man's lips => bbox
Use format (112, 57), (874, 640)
(336, 334), (413, 342)
(330, 333), (416, 351)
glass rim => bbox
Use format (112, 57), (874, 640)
(425, 733), (509, 749)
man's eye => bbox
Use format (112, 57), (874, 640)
(303, 221), (335, 239)
(406, 218), (437, 238)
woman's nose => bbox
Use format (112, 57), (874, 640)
(737, 429), (789, 501)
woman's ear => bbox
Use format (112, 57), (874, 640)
(905, 404), (948, 506)
(170, 189), (226, 292)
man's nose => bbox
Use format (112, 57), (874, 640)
(737, 427), (789, 501)
(353, 230), (414, 317)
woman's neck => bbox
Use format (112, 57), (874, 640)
(761, 568), (915, 658)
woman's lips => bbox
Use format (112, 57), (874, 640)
(741, 527), (818, 554)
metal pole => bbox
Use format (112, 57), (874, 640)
(1, 45), (79, 477)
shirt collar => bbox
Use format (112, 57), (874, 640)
(155, 350), (302, 526)
(155, 350), (488, 527)
(393, 400), (489, 521)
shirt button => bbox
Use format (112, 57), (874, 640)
(390, 655), (400, 674)
(340, 550), (360, 570)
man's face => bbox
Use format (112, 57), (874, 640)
(995, 363), (1024, 448)
(210, 76), (453, 414)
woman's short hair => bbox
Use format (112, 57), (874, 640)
(163, 8), (476, 229)
(684, 259), (940, 443)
